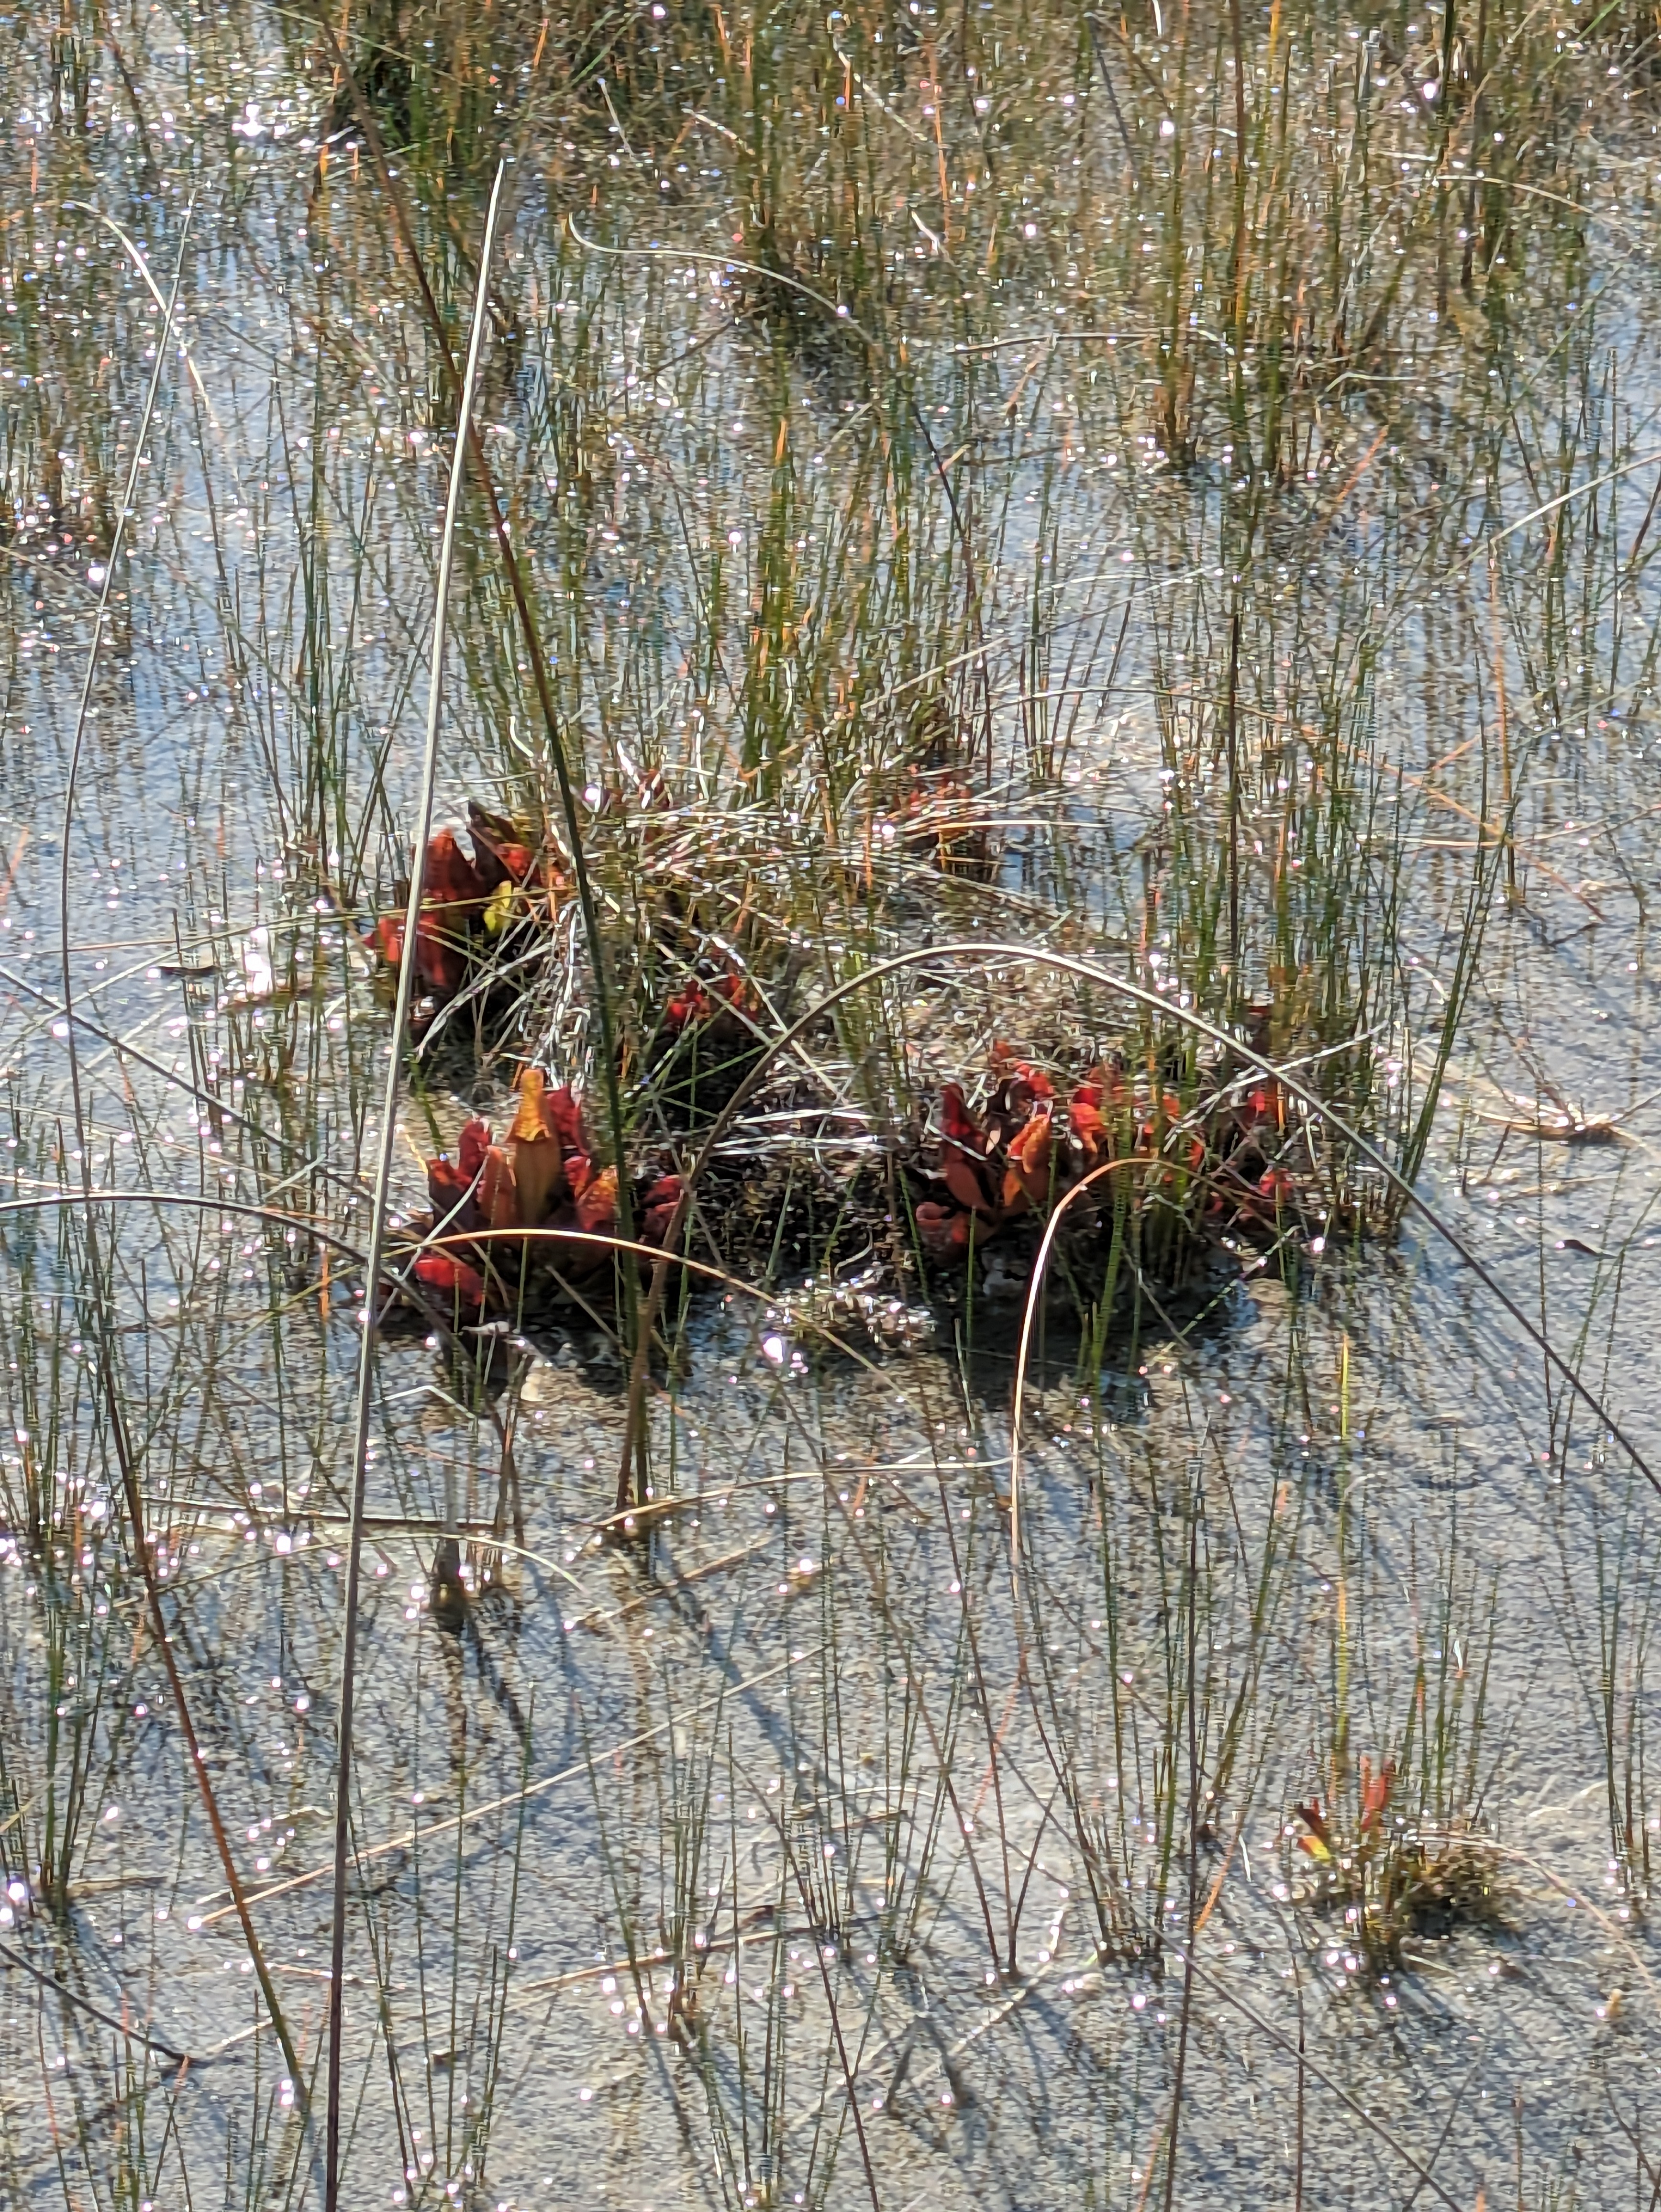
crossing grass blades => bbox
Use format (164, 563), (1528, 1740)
(375, 826), (1382, 1339)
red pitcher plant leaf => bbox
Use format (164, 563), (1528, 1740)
(664, 971), (758, 1038)
(457, 1117), (491, 1181)
(428, 1155), (479, 1229)
(413, 1250), (488, 1310)
(937, 1084), (1000, 1216)
(543, 1083), (593, 1171)
(640, 1174), (687, 1248)
(413, 909), (468, 995)
(916, 1200), (977, 1261)
(939, 1081), (987, 1157)
(423, 827), (487, 915)
(369, 803), (565, 1004)
(1359, 1757), (1396, 1836)
(466, 800), (539, 891)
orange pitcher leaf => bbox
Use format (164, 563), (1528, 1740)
(509, 1068), (564, 1224)
(511, 1132), (562, 1228)
(1257, 1166), (1296, 1209)
(479, 1145), (522, 1233)
(1009, 1106), (1053, 1202)
(413, 1251), (487, 1308)
(572, 1164), (619, 1236)
(1069, 1095), (1107, 1168)
(509, 1067), (551, 1143)
(1360, 1759), (1396, 1835)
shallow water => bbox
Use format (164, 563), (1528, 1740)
(5, 5), (1661, 2207)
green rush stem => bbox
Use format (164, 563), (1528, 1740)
(1226, 606), (1241, 998)
(0, 962), (361, 1195)
(324, 161), (509, 2212)
(50, 195), (309, 2117)
(1161, 1475), (1201, 2212)
(317, 21), (637, 1261)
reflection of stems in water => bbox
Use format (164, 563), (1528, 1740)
(1334, 1336), (1351, 1799)
(0, 1934), (193, 2067)
(1488, 552), (1517, 903)
(929, 1459), (1018, 1969)
(47, 193), (309, 2122)
(1226, 607), (1241, 996)
(1160, 1471), (1201, 2212)
(1166, 1935), (1468, 2211)
(776, 1814), (883, 2212)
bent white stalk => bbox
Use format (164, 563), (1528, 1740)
(322, 158), (511, 2212)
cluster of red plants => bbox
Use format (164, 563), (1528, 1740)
(898, 767), (996, 881)
(392, 1017), (1317, 1320)
(371, 802), (563, 999)
(1294, 1758), (1397, 1867)
(664, 970), (755, 1039)
(401, 1068), (683, 1312)
(910, 1045), (1309, 1265)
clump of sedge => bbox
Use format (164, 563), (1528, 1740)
(1293, 1757), (1504, 1975)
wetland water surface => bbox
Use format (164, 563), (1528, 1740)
(4, 1), (1661, 2204)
